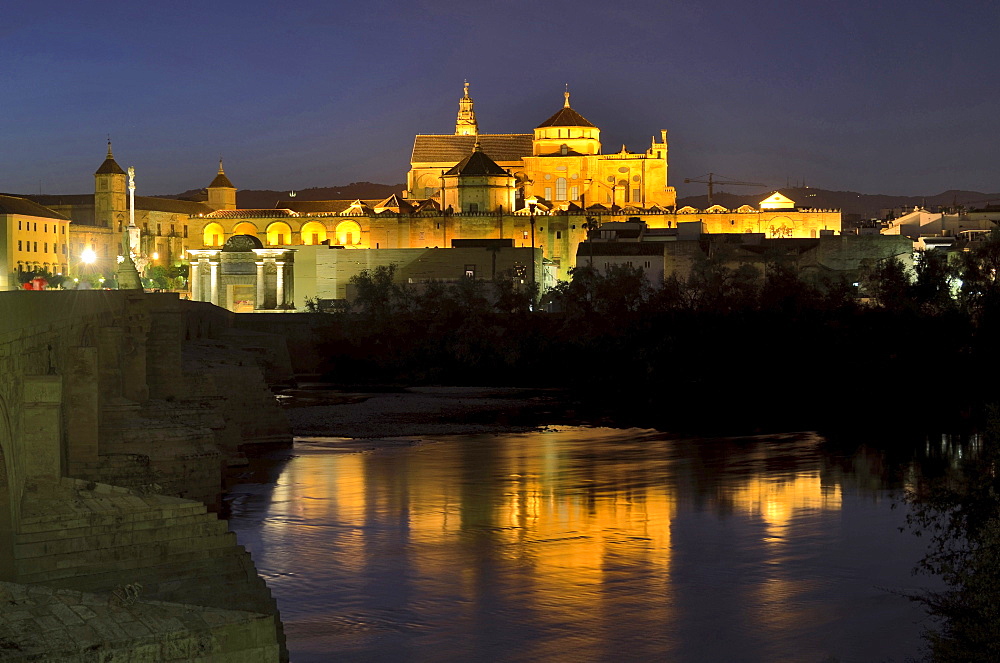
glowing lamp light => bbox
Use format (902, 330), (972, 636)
(81, 248), (97, 264)
(152, 252), (159, 260)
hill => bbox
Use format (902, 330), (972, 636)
(159, 182), (406, 209)
(677, 187), (1000, 218)
(159, 180), (1000, 219)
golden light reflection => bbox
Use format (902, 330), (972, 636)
(257, 429), (855, 658)
(727, 472), (841, 536)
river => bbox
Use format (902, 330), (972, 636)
(227, 427), (941, 662)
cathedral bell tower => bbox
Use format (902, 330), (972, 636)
(94, 140), (127, 229)
(455, 80), (478, 136)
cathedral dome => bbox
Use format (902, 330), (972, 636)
(536, 89), (596, 129)
(444, 143), (510, 176)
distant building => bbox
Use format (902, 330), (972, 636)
(0, 195), (72, 289)
(25, 143), (213, 281)
(186, 84), (841, 283)
(578, 218), (912, 286)
(295, 240), (545, 304)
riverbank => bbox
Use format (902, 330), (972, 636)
(283, 386), (567, 438)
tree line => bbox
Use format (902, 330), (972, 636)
(311, 230), (1000, 431)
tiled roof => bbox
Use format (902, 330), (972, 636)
(412, 134), (532, 164)
(537, 106), (596, 128)
(444, 148), (510, 176)
(0, 195), (70, 220)
(274, 200), (383, 215)
(25, 194), (93, 207)
(95, 156), (126, 176)
(134, 196), (211, 215)
(209, 172), (235, 189)
(202, 209), (298, 219)
(374, 194), (415, 213)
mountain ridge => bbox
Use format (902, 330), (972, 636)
(157, 182), (1000, 219)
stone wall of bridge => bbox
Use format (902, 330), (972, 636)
(0, 290), (291, 661)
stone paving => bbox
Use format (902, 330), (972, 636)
(0, 581), (278, 662)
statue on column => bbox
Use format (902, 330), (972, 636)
(115, 166), (143, 290)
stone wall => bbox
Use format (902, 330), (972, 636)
(0, 290), (290, 661)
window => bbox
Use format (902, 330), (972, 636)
(555, 178), (567, 201)
(544, 187), (552, 200)
(171, 224), (175, 235)
(183, 225), (188, 238)
(44, 224), (47, 232)
(570, 185), (579, 200)
(556, 231), (562, 239)
(17, 241), (21, 251)
(465, 264), (476, 278)
(33, 223), (37, 231)
(468, 203), (479, 212)
(645, 261), (651, 268)
(44, 243), (48, 253)
(522, 231), (529, 240)
(633, 188), (640, 202)
(17, 220), (21, 230)
(33, 242), (37, 252)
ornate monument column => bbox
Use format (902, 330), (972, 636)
(115, 166), (143, 290)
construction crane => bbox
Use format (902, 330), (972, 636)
(683, 173), (767, 206)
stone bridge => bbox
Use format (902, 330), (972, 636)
(0, 291), (289, 661)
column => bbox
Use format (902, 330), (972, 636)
(255, 261), (265, 310)
(275, 261), (285, 307)
(190, 260), (202, 300)
(209, 260), (219, 306)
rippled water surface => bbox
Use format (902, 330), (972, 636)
(227, 428), (935, 662)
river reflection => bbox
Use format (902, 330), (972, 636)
(228, 428), (935, 662)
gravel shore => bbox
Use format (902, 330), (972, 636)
(284, 386), (563, 438)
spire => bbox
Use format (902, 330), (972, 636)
(95, 139), (125, 176)
(209, 158), (235, 189)
(455, 80), (478, 136)
(564, 84), (570, 108)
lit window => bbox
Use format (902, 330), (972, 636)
(570, 186), (579, 200)
(555, 178), (567, 201)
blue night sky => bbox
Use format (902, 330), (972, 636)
(2, 0), (998, 198)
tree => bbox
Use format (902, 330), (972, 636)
(861, 255), (912, 311)
(349, 264), (399, 320)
